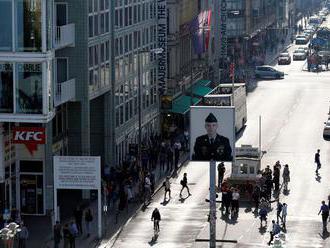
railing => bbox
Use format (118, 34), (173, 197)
(54, 23), (75, 49)
(54, 79), (75, 107)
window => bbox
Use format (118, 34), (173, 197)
(16, 0), (42, 52)
(0, 0), (12, 51)
(0, 62), (14, 113)
(16, 63), (43, 114)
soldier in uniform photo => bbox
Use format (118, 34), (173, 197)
(192, 113), (232, 161)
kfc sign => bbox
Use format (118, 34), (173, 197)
(12, 127), (46, 155)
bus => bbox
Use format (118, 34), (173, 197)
(200, 83), (247, 133)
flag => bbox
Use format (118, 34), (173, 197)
(190, 10), (212, 54)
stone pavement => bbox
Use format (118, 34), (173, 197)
(24, 152), (189, 248)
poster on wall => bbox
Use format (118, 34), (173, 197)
(190, 106), (235, 162)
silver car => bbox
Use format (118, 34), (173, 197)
(255, 66), (284, 79)
(293, 49), (307, 60)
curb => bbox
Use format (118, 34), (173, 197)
(99, 155), (190, 248)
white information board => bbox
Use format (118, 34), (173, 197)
(53, 156), (102, 238)
(54, 156), (101, 190)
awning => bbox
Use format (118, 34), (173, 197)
(191, 85), (213, 97)
(170, 95), (201, 114)
(196, 79), (211, 87)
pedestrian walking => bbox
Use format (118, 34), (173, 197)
(159, 143), (167, 172)
(259, 206), (268, 227)
(85, 208), (93, 238)
(63, 224), (71, 248)
(174, 140), (181, 171)
(18, 222), (28, 248)
(276, 202), (283, 224)
(179, 173), (191, 197)
(318, 201), (329, 233)
(144, 173), (152, 203)
(273, 164), (280, 191)
(217, 162), (226, 189)
(163, 176), (171, 200)
(53, 221), (62, 248)
(315, 149), (321, 173)
(221, 186), (232, 215)
(282, 203), (287, 227)
(282, 164), (290, 191)
(73, 206), (83, 235)
(69, 221), (78, 248)
(268, 220), (281, 246)
(166, 144), (174, 171)
(252, 186), (261, 211)
(231, 188), (240, 215)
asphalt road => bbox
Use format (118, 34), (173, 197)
(101, 27), (330, 248)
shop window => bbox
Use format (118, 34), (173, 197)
(0, 0), (12, 51)
(20, 160), (43, 173)
(0, 62), (14, 113)
(16, 63), (43, 114)
(16, 0), (42, 52)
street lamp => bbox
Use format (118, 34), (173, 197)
(137, 48), (163, 171)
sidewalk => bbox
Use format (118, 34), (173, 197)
(34, 152), (190, 248)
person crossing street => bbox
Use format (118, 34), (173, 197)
(180, 173), (191, 198)
(318, 201), (329, 233)
(315, 149), (321, 174)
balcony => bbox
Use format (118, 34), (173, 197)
(54, 24), (75, 49)
(54, 79), (76, 107)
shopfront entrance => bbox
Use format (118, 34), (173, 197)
(19, 161), (44, 215)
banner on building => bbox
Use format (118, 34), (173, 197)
(54, 156), (101, 190)
(190, 10), (212, 54)
(12, 127), (46, 155)
(190, 106), (235, 162)
(157, 0), (167, 95)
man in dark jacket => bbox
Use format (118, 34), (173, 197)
(193, 113), (232, 161)
(73, 206), (83, 235)
(53, 221), (62, 248)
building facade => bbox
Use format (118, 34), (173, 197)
(0, 0), (162, 216)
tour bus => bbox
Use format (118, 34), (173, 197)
(200, 83), (247, 133)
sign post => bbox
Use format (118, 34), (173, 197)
(53, 156), (102, 238)
(209, 160), (216, 248)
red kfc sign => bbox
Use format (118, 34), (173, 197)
(12, 127), (46, 155)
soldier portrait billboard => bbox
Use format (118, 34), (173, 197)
(190, 106), (235, 162)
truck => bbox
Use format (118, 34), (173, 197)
(199, 83), (247, 133)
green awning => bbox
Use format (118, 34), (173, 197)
(191, 85), (212, 97)
(196, 79), (211, 87)
(170, 95), (200, 114)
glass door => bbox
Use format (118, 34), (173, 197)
(20, 174), (43, 215)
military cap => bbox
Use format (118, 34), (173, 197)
(205, 113), (217, 123)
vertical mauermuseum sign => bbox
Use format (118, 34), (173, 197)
(157, 0), (167, 94)
(220, 0), (227, 58)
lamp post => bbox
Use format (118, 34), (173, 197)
(137, 48), (163, 170)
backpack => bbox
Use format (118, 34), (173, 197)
(180, 180), (184, 186)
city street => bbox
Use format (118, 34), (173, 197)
(99, 35), (330, 247)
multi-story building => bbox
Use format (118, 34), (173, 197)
(0, 0), (161, 217)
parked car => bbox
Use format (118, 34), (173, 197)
(297, 46), (308, 54)
(278, 53), (291, 65)
(323, 119), (330, 138)
(293, 49), (307, 60)
(255, 66), (284, 79)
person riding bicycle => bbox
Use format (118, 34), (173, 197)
(151, 208), (161, 232)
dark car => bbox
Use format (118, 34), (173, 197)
(278, 53), (291, 65)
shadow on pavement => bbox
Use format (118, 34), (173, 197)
(258, 225), (267, 235)
(319, 231), (330, 240)
(315, 174), (322, 183)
